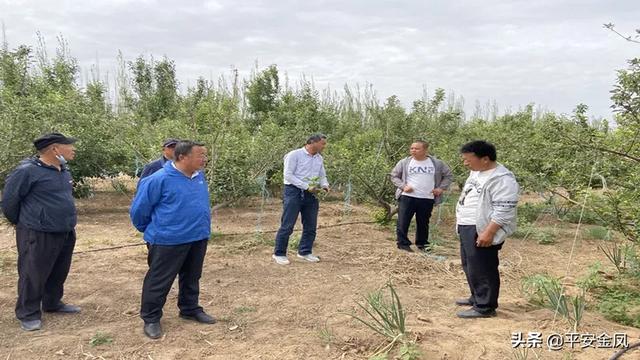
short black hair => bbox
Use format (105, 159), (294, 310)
(412, 140), (429, 149)
(174, 140), (205, 161)
(460, 140), (497, 161)
(306, 133), (327, 144)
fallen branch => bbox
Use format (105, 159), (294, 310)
(609, 341), (640, 360)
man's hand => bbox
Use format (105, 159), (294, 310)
(476, 221), (501, 247)
(432, 188), (444, 196)
(476, 231), (494, 247)
(322, 186), (330, 193)
(307, 186), (319, 193)
(402, 185), (413, 193)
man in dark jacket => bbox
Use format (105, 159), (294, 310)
(390, 140), (453, 252)
(1, 132), (81, 331)
(139, 138), (179, 179)
(130, 140), (214, 339)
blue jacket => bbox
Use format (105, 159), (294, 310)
(1, 157), (77, 232)
(139, 156), (169, 179)
(130, 162), (211, 245)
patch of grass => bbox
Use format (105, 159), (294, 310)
(209, 231), (225, 242)
(561, 207), (603, 225)
(584, 226), (611, 241)
(576, 262), (603, 292)
(233, 306), (256, 314)
(598, 241), (631, 274)
(521, 273), (585, 331)
(518, 203), (547, 223)
(594, 282), (640, 328)
(317, 326), (334, 346)
(372, 208), (393, 226)
(522, 274), (560, 306)
(345, 282), (407, 357)
(532, 230), (555, 245)
(512, 347), (530, 360)
(428, 226), (446, 247)
(398, 342), (422, 360)
(288, 234), (301, 250)
(110, 178), (130, 195)
(511, 223), (535, 239)
(89, 332), (113, 347)
(236, 232), (274, 250)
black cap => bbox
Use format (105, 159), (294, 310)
(163, 138), (180, 148)
(33, 132), (77, 151)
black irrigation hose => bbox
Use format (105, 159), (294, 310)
(609, 341), (640, 360)
(73, 220), (377, 254)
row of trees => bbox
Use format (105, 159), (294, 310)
(0, 38), (638, 245)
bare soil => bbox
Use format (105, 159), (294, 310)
(0, 192), (638, 359)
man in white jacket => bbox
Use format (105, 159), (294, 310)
(455, 140), (519, 318)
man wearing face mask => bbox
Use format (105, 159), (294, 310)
(1, 132), (81, 331)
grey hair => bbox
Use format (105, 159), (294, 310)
(306, 133), (327, 144)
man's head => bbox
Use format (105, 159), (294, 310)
(174, 140), (207, 173)
(410, 140), (429, 160)
(162, 138), (179, 160)
(34, 132), (77, 162)
(305, 133), (327, 154)
(460, 140), (497, 171)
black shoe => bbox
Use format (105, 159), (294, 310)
(44, 303), (81, 313)
(180, 311), (216, 324)
(20, 319), (42, 331)
(144, 322), (162, 339)
(456, 308), (497, 318)
(397, 245), (414, 253)
(455, 298), (473, 306)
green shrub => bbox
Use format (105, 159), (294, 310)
(584, 226), (611, 241)
(594, 284), (640, 328)
(518, 203), (547, 223)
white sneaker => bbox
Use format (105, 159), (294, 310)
(272, 255), (290, 265)
(297, 253), (320, 262)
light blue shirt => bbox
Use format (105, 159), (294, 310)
(283, 147), (329, 190)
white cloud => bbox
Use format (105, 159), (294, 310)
(0, 0), (638, 118)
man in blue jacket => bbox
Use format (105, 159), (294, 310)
(139, 138), (179, 179)
(130, 140), (214, 339)
(1, 132), (82, 331)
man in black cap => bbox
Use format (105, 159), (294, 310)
(1, 132), (82, 331)
(139, 139), (179, 179)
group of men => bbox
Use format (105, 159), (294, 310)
(1, 131), (518, 339)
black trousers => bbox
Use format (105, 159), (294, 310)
(140, 239), (208, 323)
(15, 226), (76, 321)
(458, 225), (502, 314)
(396, 195), (435, 248)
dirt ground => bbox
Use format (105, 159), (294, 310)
(0, 192), (638, 360)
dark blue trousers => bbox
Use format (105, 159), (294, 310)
(274, 185), (319, 256)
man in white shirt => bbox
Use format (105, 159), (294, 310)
(455, 140), (519, 319)
(390, 140), (453, 252)
(272, 134), (329, 265)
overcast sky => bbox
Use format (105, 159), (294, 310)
(2, 0), (639, 119)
